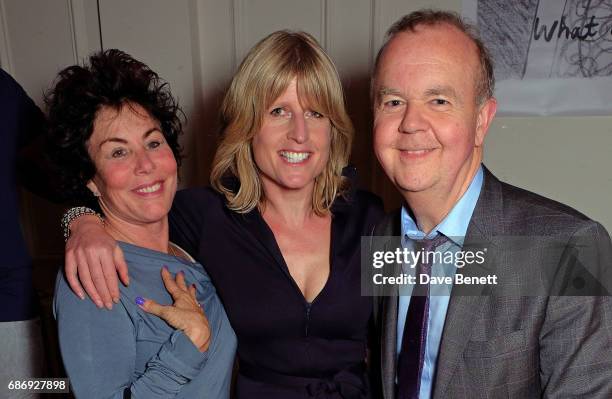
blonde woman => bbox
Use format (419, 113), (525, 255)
(63, 31), (383, 398)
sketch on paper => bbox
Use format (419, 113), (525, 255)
(463, 0), (612, 115)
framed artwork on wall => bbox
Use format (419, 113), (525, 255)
(463, 0), (612, 115)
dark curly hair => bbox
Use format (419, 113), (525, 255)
(45, 49), (184, 207)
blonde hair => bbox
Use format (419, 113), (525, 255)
(210, 30), (353, 215)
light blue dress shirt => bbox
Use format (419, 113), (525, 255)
(396, 166), (483, 399)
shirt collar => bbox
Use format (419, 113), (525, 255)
(401, 165), (484, 246)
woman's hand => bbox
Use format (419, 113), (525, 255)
(65, 214), (128, 309)
(138, 267), (211, 352)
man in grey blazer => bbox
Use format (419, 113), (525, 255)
(369, 10), (612, 399)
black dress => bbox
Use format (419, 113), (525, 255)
(169, 185), (384, 398)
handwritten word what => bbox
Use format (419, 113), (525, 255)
(533, 15), (611, 42)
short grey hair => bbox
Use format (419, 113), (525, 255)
(372, 9), (495, 104)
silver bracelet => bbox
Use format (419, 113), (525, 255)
(61, 206), (104, 242)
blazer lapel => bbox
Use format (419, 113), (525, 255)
(433, 167), (502, 399)
(373, 210), (402, 399)
(381, 295), (398, 399)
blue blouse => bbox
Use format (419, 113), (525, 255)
(54, 241), (236, 398)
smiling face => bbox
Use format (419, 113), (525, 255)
(86, 103), (178, 228)
(252, 78), (332, 196)
(373, 23), (496, 203)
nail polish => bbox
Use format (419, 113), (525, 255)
(135, 296), (145, 306)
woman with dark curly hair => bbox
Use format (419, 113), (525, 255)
(49, 49), (236, 399)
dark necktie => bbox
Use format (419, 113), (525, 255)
(396, 234), (448, 399)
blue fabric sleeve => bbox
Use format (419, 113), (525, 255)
(54, 274), (209, 398)
(170, 294), (237, 399)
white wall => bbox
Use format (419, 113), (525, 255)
(2, 0), (610, 260)
(485, 117), (612, 231)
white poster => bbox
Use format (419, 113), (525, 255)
(463, 0), (612, 116)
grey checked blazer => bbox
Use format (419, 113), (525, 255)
(370, 166), (612, 399)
